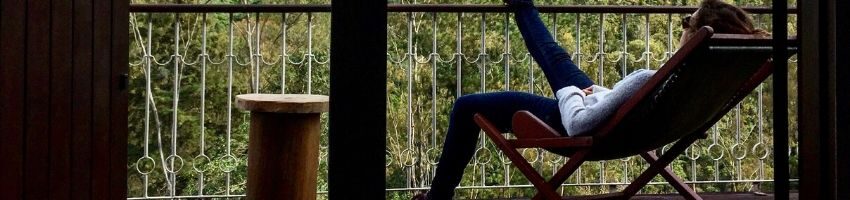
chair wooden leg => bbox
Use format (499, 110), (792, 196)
(622, 134), (703, 200)
(531, 150), (590, 200)
(640, 151), (701, 200)
(475, 114), (562, 200)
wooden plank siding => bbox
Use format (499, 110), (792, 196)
(0, 0), (26, 199)
(71, 0), (95, 198)
(49, 0), (74, 198)
(0, 0), (129, 199)
(111, 0), (130, 198)
(91, 0), (113, 198)
(24, 0), (52, 199)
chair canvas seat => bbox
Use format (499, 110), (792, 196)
(474, 27), (797, 200)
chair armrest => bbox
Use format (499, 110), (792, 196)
(507, 137), (594, 148)
(512, 110), (562, 139)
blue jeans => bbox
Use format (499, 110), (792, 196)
(426, 2), (594, 199)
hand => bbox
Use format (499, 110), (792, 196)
(582, 87), (594, 95)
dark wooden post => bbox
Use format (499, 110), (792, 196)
(837, 0), (850, 197)
(798, 0), (848, 199)
(236, 94), (329, 200)
(328, 0), (387, 199)
(772, 0), (789, 199)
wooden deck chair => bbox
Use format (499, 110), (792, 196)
(473, 27), (797, 200)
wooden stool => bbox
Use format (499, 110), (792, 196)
(236, 94), (329, 200)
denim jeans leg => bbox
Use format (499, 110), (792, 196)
(513, 4), (594, 92)
(427, 92), (564, 199)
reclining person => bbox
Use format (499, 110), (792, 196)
(416, 0), (766, 199)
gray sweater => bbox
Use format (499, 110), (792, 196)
(556, 69), (656, 136)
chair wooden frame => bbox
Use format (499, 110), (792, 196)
(473, 27), (787, 200)
(475, 113), (705, 200)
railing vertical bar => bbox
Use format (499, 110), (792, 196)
(144, 13), (153, 198)
(170, 13), (181, 197)
(528, 52), (534, 94)
(478, 12), (488, 187)
(406, 11), (415, 188)
(144, 169), (149, 197)
(479, 13), (486, 93)
(690, 147), (697, 184)
(249, 13), (255, 93)
(754, 14), (767, 183)
(247, 14), (255, 93)
(550, 11), (558, 93)
(597, 13), (605, 86)
(431, 12), (438, 146)
(575, 13), (581, 70)
(307, 12), (314, 94)
(644, 13), (650, 69)
(666, 13), (674, 57)
(255, 13), (262, 93)
(281, 13), (287, 94)
(597, 13), (606, 185)
(503, 13), (517, 185)
(573, 12), (582, 184)
(551, 12), (558, 44)
(619, 14), (631, 185)
(456, 12), (462, 98)
(758, 85), (766, 179)
(198, 13), (207, 196)
(550, 12), (564, 182)
(713, 126), (720, 181)
(527, 10), (536, 95)
(735, 105), (743, 181)
(502, 12), (512, 187)
(621, 13), (627, 75)
(225, 13), (234, 196)
(430, 12), (439, 185)
(504, 13), (510, 91)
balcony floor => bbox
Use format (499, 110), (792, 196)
(475, 192), (798, 200)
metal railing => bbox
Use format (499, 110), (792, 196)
(127, 4), (798, 199)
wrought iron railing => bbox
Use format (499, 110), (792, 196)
(127, 4), (798, 199)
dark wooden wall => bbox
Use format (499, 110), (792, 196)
(0, 0), (128, 199)
(798, 0), (849, 199)
(837, 0), (850, 198)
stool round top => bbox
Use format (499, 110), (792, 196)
(236, 94), (329, 113)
